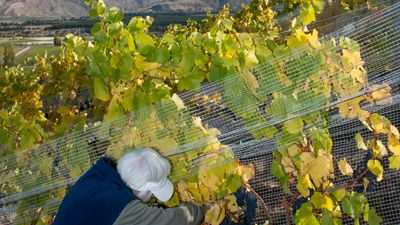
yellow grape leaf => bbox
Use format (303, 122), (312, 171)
(199, 167), (223, 193)
(204, 202), (226, 225)
(177, 181), (192, 202)
(171, 93), (185, 110)
(369, 113), (389, 134)
(338, 158), (353, 176)
(350, 68), (365, 84)
(287, 34), (305, 49)
(388, 135), (400, 155)
(311, 192), (334, 212)
(287, 144), (301, 157)
(307, 29), (321, 49)
(370, 139), (388, 159)
(298, 4), (316, 25)
(236, 163), (255, 183)
(187, 182), (203, 203)
(370, 84), (392, 105)
(389, 156), (400, 170)
(192, 116), (208, 134)
(281, 156), (297, 175)
(367, 160), (383, 182)
(297, 174), (314, 197)
(342, 49), (363, 68)
(300, 151), (334, 187)
(355, 133), (368, 150)
(225, 195), (241, 213)
(389, 125), (400, 139)
(337, 97), (369, 121)
(163, 192), (180, 208)
(199, 182), (212, 202)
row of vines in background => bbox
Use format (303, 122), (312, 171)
(0, 0), (398, 224)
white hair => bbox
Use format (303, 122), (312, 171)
(117, 148), (171, 192)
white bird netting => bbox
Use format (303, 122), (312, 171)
(1, 1), (399, 224)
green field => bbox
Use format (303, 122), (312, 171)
(0, 45), (61, 67)
(15, 45), (61, 65)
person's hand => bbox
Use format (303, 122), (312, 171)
(201, 203), (213, 212)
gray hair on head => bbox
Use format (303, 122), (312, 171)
(117, 148), (171, 192)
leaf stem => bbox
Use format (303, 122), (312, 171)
(244, 182), (272, 224)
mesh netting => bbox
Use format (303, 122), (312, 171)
(1, 1), (400, 224)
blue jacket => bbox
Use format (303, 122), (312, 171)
(54, 157), (137, 225)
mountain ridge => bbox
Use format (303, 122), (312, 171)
(0, 0), (249, 18)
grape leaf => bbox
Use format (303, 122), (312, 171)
(389, 156), (400, 170)
(355, 133), (367, 150)
(338, 158), (353, 176)
(236, 164), (255, 183)
(293, 203), (320, 225)
(271, 159), (286, 179)
(225, 195), (241, 213)
(370, 140), (388, 159)
(300, 151), (334, 187)
(283, 117), (304, 134)
(310, 192), (334, 212)
(297, 174), (313, 197)
(367, 160), (383, 182)
(298, 4), (316, 25)
(387, 134), (400, 155)
(94, 77), (110, 101)
(205, 202), (226, 225)
(364, 203), (382, 225)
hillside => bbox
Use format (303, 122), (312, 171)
(0, 0), (249, 18)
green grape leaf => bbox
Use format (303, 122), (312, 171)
(89, 8), (98, 18)
(320, 210), (335, 225)
(342, 192), (367, 218)
(244, 50), (259, 68)
(0, 126), (8, 144)
(224, 174), (242, 193)
(94, 30), (107, 45)
(91, 22), (101, 33)
(286, 54), (319, 84)
(331, 188), (346, 202)
(104, 96), (125, 122)
(135, 31), (155, 55)
(96, 1), (105, 15)
(271, 159), (286, 179)
(94, 78), (110, 101)
(107, 7), (124, 23)
(293, 203), (320, 225)
(128, 17), (151, 32)
(363, 203), (382, 225)
(20, 128), (36, 149)
(283, 117), (304, 134)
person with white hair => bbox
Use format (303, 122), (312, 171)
(54, 148), (204, 225)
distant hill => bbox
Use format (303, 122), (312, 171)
(0, 0), (249, 18)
